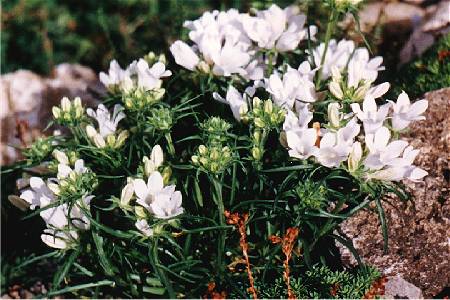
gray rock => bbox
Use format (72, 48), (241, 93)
(384, 276), (424, 299)
(0, 64), (103, 165)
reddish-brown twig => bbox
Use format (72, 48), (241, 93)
(224, 210), (257, 300)
(270, 227), (300, 300)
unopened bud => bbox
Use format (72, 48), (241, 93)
(252, 97), (262, 108)
(264, 100), (273, 114)
(85, 125), (97, 139)
(120, 183), (134, 207)
(106, 135), (116, 147)
(327, 102), (341, 128)
(52, 107), (61, 119)
(115, 130), (129, 148)
(197, 61), (210, 73)
(198, 145), (207, 155)
(135, 206), (148, 219)
(348, 141), (362, 172)
(191, 155), (199, 165)
(93, 134), (106, 148)
(73, 97), (82, 108)
(329, 82), (344, 100)
(252, 147), (262, 160)
(52, 149), (69, 165)
(162, 166), (172, 185)
(254, 118), (265, 128)
(61, 97), (71, 112)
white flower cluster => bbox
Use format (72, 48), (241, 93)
(19, 156), (93, 249)
(210, 30), (428, 183)
(119, 145), (184, 237)
(279, 45), (428, 182)
(170, 4), (316, 79)
(99, 58), (171, 93)
(86, 104), (128, 149)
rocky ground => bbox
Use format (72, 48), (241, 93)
(339, 88), (450, 298)
(0, 64), (103, 165)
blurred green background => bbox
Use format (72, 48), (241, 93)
(2, 0), (297, 75)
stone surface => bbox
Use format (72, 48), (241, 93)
(0, 64), (104, 165)
(339, 88), (450, 298)
(400, 0), (450, 64)
(384, 276), (424, 299)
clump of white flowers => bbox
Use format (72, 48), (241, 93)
(170, 5), (316, 79)
(9, 2), (429, 298)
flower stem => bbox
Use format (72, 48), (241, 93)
(316, 8), (338, 88)
(164, 132), (175, 156)
(212, 177), (226, 277)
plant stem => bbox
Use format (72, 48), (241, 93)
(164, 132), (175, 156)
(212, 177), (226, 277)
(316, 8), (338, 88)
(266, 50), (276, 77)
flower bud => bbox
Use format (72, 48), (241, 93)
(125, 98), (133, 109)
(85, 125), (97, 139)
(106, 135), (116, 147)
(253, 130), (261, 143)
(252, 147), (262, 160)
(73, 97), (82, 108)
(152, 88), (166, 102)
(254, 118), (265, 128)
(348, 141), (362, 172)
(331, 66), (342, 81)
(93, 134), (106, 148)
(150, 145), (164, 168)
(209, 148), (220, 160)
(264, 100), (273, 114)
(210, 162), (219, 173)
(162, 166), (172, 185)
(115, 130), (129, 148)
(47, 182), (61, 195)
(191, 155), (199, 165)
(197, 61), (210, 73)
(239, 103), (248, 117)
(327, 102), (341, 128)
(354, 83), (369, 101)
(329, 82), (344, 100)
(120, 183), (134, 207)
(52, 107), (61, 119)
(252, 97), (262, 108)
(61, 97), (71, 112)
(135, 206), (148, 219)
(52, 149), (69, 165)
(199, 157), (208, 166)
(198, 145), (207, 155)
(158, 54), (167, 64)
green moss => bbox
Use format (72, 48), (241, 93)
(391, 33), (450, 99)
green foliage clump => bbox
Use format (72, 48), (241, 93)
(391, 33), (450, 99)
(231, 265), (381, 299)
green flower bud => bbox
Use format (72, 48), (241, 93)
(254, 118), (265, 128)
(252, 147), (262, 160)
(252, 97), (262, 108)
(198, 145), (207, 155)
(264, 100), (273, 114)
(191, 155), (199, 165)
(162, 166), (172, 185)
(52, 107), (61, 119)
(106, 135), (116, 147)
(135, 206), (148, 219)
(115, 130), (129, 148)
